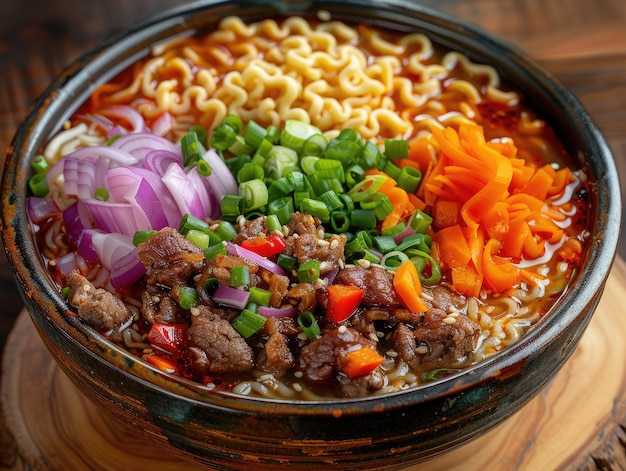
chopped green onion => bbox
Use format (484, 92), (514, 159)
(346, 164), (365, 188)
(297, 311), (321, 339)
(373, 235), (397, 253)
(203, 277), (220, 296)
(280, 120), (322, 154)
(248, 287), (272, 306)
(293, 191), (310, 210)
(225, 154), (251, 175)
(360, 193), (392, 220)
(361, 248), (382, 264)
(94, 187), (109, 201)
(179, 286), (200, 310)
(215, 221), (238, 241)
(265, 124), (281, 144)
(381, 221), (407, 237)
(350, 208), (377, 230)
(133, 230), (158, 246)
(314, 158), (344, 182)
(268, 196), (294, 225)
(300, 155), (319, 175)
(324, 138), (361, 168)
(380, 250), (410, 271)
(223, 114), (243, 134)
(106, 134), (121, 146)
(197, 159), (212, 176)
(204, 242), (227, 261)
(179, 213), (210, 235)
(409, 208), (433, 234)
(246, 302), (259, 313)
(232, 308), (267, 338)
(298, 260), (321, 282)
(397, 166), (422, 193)
(384, 138), (409, 160)
(221, 194), (244, 221)
(228, 135), (253, 156)
(277, 253), (298, 272)
(186, 229), (211, 249)
(318, 190), (343, 212)
(243, 120), (267, 148)
(421, 368), (459, 382)
(335, 128), (361, 142)
(264, 145), (299, 180)
(266, 214), (282, 235)
(344, 231), (369, 257)
(31, 155), (49, 174)
(347, 175), (387, 202)
(189, 125), (208, 144)
(61, 286), (70, 300)
(396, 233), (431, 254)
(382, 159), (402, 180)
(230, 265), (250, 286)
(360, 141), (383, 169)
(182, 131), (207, 166)
(239, 178), (269, 211)
(330, 210), (351, 233)
(210, 123), (237, 151)
(28, 173), (49, 197)
(237, 163), (264, 183)
(411, 252), (442, 285)
(300, 198), (330, 222)
(303, 134), (328, 156)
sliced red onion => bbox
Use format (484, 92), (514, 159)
(99, 105), (148, 133)
(107, 125), (128, 139)
(149, 111), (174, 137)
(126, 167), (182, 227)
(63, 158), (97, 199)
(64, 145), (138, 167)
(143, 149), (181, 176)
(161, 162), (205, 220)
(112, 132), (180, 160)
(28, 197), (60, 223)
(62, 200), (94, 247)
(186, 166), (217, 220)
(84, 230), (145, 288)
(202, 148), (238, 194)
(212, 285), (250, 310)
(76, 228), (104, 263)
(258, 306), (298, 318)
(77, 113), (115, 133)
(225, 242), (286, 276)
(53, 252), (79, 278)
(84, 199), (151, 237)
(107, 166), (169, 230)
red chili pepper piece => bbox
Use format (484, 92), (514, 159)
(147, 323), (188, 354)
(326, 284), (364, 323)
(240, 234), (286, 257)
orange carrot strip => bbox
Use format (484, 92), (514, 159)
(341, 347), (385, 379)
(393, 261), (428, 313)
(433, 200), (460, 228)
(433, 224), (471, 269)
(483, 239), (520, 292)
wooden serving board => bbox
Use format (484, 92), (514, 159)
(2, 258), (626, 471)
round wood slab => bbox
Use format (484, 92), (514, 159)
(2, 258), (626, 470)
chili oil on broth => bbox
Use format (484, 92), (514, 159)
(33, 14), (589, 400)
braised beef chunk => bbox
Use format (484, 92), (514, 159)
(140, 285), (187, 325)
(337, 369), (385, 398)
(137, 227), (205, 288)
(392, 309), (480, 370)
(335, 265), (400, 307)
(423, 285), (467, 312)
(296, 327), (383, 396)
(257, 319), (295, 378)
(67, 273), (132, 340)
(188, 305), (254, 374)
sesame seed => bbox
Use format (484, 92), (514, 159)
(338, 325), (347, 333)
(257, 373), (274, 382)
(292, 233), (300, 239)
(318, 229), (325, 238)
(236, 215), (246, 227)
(338, 259), (345, 269)
(415, 345), (429, 354)
(293, 383), (303, 392)
(357, 259), (371, 268)
(294, 371), (304, 378)
(83, 284), (91, 292)
(282, 225), (290, 237)
(386, 350), (398, 358)
(317, 238), (330, 247)
(443, 317), (456, 324)
(209, 223), (219, 231)
(369, 332), (379, 342)
(330, 239), (339, 250)
(190, 307), (200, 316)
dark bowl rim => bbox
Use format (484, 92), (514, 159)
(1, 0), (621, 416)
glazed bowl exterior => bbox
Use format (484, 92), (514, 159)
(1, 1), (621, 470)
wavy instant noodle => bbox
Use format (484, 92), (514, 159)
(29, 14), (589, 400)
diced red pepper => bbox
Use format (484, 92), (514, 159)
(326, 284), (364, 323)
(147, 323), (188, 354)
(341, 346), (385, 378)
(240, 234), (286, 257)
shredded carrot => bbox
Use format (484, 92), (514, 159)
(407, 137), (435, 173)
(393, 261), (428, 314)
(341, 347), (385, 379)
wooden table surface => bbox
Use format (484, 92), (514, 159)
(0, 0), (625, 469)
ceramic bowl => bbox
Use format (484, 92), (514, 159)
(1, 1), (621, 470)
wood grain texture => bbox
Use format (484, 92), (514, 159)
(1, 258), (625, 471)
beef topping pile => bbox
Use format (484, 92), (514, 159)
(67, 212), (481, 398)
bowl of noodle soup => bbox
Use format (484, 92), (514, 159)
(1, 0), (620, 469)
